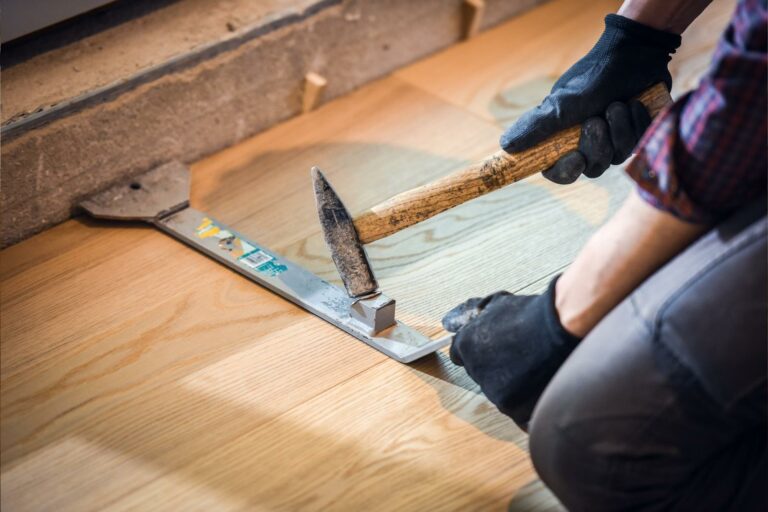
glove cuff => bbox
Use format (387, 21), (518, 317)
(503, 276), (580, 430)
(605, 14), (682, 53)
(542, 275), (582, 351)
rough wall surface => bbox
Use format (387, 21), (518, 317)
(1, 0), (544, 247)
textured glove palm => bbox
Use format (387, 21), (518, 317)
(442, 278), (580, 430)
(501, 14), (681, 184)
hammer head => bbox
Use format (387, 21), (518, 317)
(311, 167), (379, 298)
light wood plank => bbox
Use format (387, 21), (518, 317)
(100, 359), (533, 511)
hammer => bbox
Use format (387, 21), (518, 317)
(313, 83), (672, 298)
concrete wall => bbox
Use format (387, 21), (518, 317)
(1, 0), (544, 247)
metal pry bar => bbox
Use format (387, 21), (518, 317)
(80, 161), (449, 363)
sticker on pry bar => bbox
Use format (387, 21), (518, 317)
(195, 217), (287, 276)
(238, 248), (288, 276)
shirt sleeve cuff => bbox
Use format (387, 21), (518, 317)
(625, 95), (714, 224)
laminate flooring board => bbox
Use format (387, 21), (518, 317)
(99, 360), (532, 511)
(1, 0), (730, 509)
(2, 263), (388, 510)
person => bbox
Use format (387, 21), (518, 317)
(442, 0), (767, 509)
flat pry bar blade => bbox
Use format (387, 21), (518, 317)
(79, 162), (449, 363)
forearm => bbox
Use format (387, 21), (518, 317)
(556, 190), (708, 337)
(618, 0), (712, 34)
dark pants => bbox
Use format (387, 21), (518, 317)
(529, 202), (767, 512)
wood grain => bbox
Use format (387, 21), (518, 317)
(353, 83), (670, 243)
(1, 0), (732, 509)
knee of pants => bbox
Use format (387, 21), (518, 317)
(528, 408), (579, 506)
(525, 296), (689, 510)
(527, 383), (613, 511)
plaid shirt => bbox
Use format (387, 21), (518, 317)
(626, 0), (767, 223)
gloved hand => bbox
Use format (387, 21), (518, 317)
(442, 277), (580, 430)
(501, 14), (681, 184)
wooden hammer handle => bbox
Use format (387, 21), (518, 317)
(354, 82), (672, 244)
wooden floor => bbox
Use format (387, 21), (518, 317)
(1, 1), (733, 510)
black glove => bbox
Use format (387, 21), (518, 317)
(442, 277), (580, 430)
(501, 14), (681, 184)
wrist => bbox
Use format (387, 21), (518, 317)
(555, 269), (601, 338)
(617, 0), (712, 35)
(555, 191), (709, 338)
